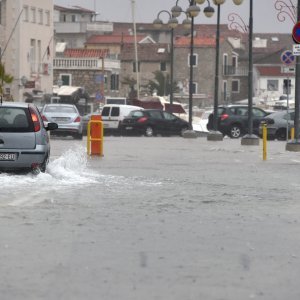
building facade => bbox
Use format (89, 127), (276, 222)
(0, 0), (53, 101)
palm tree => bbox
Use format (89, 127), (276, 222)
(0, 62), (14, 102)
(146, 71), (178, 97)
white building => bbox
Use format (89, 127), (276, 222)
(0, 0), (53, 101)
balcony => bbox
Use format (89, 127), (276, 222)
(223, 65), (248, 76)
(53, 57), (120, 71)
(54, 21), (113, 34)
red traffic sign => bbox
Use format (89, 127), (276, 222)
(281, 50), (295, 65)
(292, 21), (300, 43)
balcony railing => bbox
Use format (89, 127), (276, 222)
(53, 57), (120, 71)
(223, 65), (248, 76)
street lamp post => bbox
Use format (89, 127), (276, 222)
(153, 11), (179, 106)
(240, 0), (260, 145)
(171, 0), (215, 129)
(207, 0), (243, 141)
(282, 0), (300, 151)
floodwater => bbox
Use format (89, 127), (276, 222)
(1, 137), (300, 300)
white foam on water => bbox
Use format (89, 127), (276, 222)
(0, 145), (163, 206)
(0, 146), (100, 196)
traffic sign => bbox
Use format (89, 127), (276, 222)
(281, 50), (295, 65)
(292, 21), (300, 44)
(293, 44), (300, 56)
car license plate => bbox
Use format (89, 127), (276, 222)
(103, 123), (109, 128)
(125, 126), (133, 130)
(0, 153), (16, 161)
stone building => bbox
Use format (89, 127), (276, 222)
(0, 0), (53, 101)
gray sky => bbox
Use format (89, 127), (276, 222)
(54, 0), (295, 33)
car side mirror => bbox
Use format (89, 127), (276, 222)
(46, 122), (58, 131)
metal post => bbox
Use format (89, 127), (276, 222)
(188, 13), (194, 127)
(207, 3), (223, 141)
(286, 0), (300, 151)
(295, 1), (300, 142)
(170, 28), (174, 105)
(241, 0), (259, 145)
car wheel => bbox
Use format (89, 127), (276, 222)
(276, 128), (287, 141)
(39, 154), (49, 173)
(229, 124), (242, 138)
(180, 126), (189, 136)
(145, 126), (154, 137)
(74, 133), (83, 140)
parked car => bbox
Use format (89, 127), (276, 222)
(41, 104), (83, 139)
(101, 104), (143, 135)
(259, 110), (296, 140)
(120, 109), (191, 137)
(81, 111), (102, 135)
(0, 102), (58, 173)
(207, 105), (270, 138)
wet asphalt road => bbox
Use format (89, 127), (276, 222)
(1, 136), (300, 300)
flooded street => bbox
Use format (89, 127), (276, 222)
(1, 136), (300, 300)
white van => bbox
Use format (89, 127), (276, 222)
(101, 104), (143, 133)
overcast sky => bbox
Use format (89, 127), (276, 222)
(54, 0), (295, 33)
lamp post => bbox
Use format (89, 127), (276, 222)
(153, 11), (179, 106)
(276, 0), (300, 151)
(239, 0), (260, 145)
(171, 0), (215, 128)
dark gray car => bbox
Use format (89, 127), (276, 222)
(259, 110), (296, 140)
(0, 102), (58, 173)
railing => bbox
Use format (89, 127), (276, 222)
(53, 58), (120, 70)
(223, 65), (248, 76)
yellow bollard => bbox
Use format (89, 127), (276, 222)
(87, 116), (104, 156)
(290, 127), (295, 140)
(263, 123), (267, 161)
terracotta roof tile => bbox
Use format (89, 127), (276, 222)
(120, 44), (169, 61)
(256, 66), (294, 77)
(64, 49), (109, 58)
(86, 35), (147, 45)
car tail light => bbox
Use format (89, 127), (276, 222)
(41, 115), (48, 122)
(220, 114), (229, 121)
(137, 117), (148, 123)
(74, 116), (81, 122)
(29, 107), (41, 132)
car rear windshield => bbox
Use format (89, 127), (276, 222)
(128, 110), (144, 118)
(0, 107), (33, 132)
(44, 106), (77, 113)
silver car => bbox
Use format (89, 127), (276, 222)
(0, 102), (58, 173)
(41, 104), (83, 139)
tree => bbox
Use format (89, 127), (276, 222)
(146, 71), (178, 97)
(0, 62), (14, 100)
(122, 76), (137, 99)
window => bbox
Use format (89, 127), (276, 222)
(31, 7), (36, 23)
(45, 10), (50, 26)
(0, 2), (2, 25)
(60, 14), (66, 22)
(30, 39), (36, 73)
(23, 6), (29, 22)
(38, 9), (43, 24)
(37, 40), (41, 72)
(163, 111), (176, 121)
(191, 82), (197, 94)
(149, 111), (163, 119)
(252, 108), (266, 117)
(283, 79), (292, 94)
(133, 62), (140, 73)
(232, 55), (238, 68)
(267, 79), (278, 91)
(111, 107), (120, 117)
(71, 15), (76, 22)
(60, 74), (72, 86)
(110, 74), (119, 91)
(188, 54), (198, 67)
(231, 80), (240, 93)
(160, 62), (167, 72)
